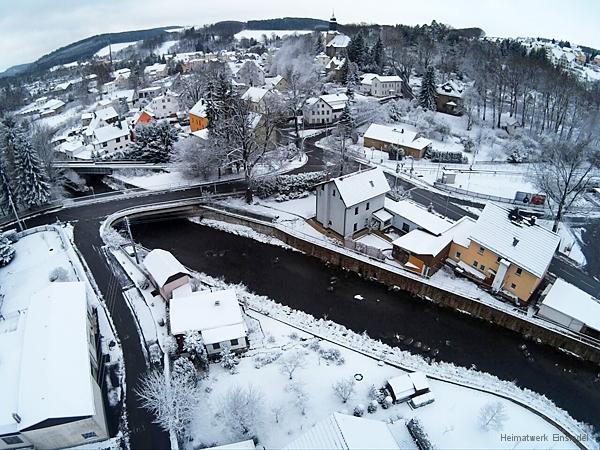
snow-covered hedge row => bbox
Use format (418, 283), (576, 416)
(251, 171), (326, 201)
(428, 150), (468, 164)
(193, 271), (598, 448)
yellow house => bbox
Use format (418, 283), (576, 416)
(189, 98), (209, 132)
(449, 203), (560, 304)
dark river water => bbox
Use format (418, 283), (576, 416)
(130, 218), (600, 429)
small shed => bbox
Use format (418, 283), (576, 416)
(386, 371), (431, 403)
(143, 249), (191, 300)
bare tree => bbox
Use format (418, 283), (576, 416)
(136, 370), (202, 444)
(219, 385), (265, 438)
(534, 140), (600, 232)
(171, 137), (225, 180)
(479, 401), (508, 432)
(332, 377), (356, 404)
(286, 381), (309, 415)
(278, 349), (307, 380)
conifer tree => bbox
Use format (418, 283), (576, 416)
(12, 131), (51, 208)
(419, 66), (438, 111)
(370, 36), (385, 71)
(0, 233), (15, 267)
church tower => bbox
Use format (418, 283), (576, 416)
(329, 12), (338, 32)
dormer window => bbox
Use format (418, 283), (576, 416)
(512, 237), (519, 247)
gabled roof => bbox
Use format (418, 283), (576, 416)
(360, 73), (379, 86)
(321, 168), (390, 207)
(93, 123), (129, 144)
(468, 203), (560, 278)
(169, 289), (247, 342)
(284, 412), (400, 450)
(319, 93), (348, 110)
(436, 80), (464, 98)
(144, 249), (191, 287)
(540, 279), (600, 332)
(364, 123), (432, 150)
(327, 34), (351, 48)
(242, 86), (270, 103)
(372, 75), (402, 83)
(190, 98), (207, 117)
(392, 229), (453, 256)
(95, 106), (118, 121)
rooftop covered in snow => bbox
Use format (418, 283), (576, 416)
(384, 198), (454, 236)
(540, 278), (600, 332)
(364, 123), (432, 150)
(318, 168), (390, 208)
(143, 248), (191, 288)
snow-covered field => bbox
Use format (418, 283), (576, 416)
(176, 274), (584, 450)
(155, 40), (178, 56)
(234, 29), (313, 41)
(95, 41), (138, 57)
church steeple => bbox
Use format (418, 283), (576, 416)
(329, 11), (337, 32)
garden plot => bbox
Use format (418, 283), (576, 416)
(185, 300), (579, 450)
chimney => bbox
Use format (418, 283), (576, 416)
(214, 299), (221, 306)
(12, 413), (21, 424)
(512, 237), (519, 247)
(529, 216), (536, 226)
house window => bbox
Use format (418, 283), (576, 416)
(102, 142), (108, 148)
(354, 206), (359, 215)
(455, 251), (461, 258)
(2, 436), (24, 445)
(81, 432), (97, 440)
(116, 137), (121, 143)
(332, 189), (336, 197)
(402, 223), (410, 233)
(230, 338), (239, 346)
(366, 202), (370, 211)
(497, 256), (502, 263)
(213, 342), (221, 350)
(321, 185), (325, 191)
(125, 135), (128, 140)
(353, 223), (358, 232)
(472, 260), (479, 267)
(480, 264), (485, 270)
(510, 283), (517, 290)
(516, 268), (523, 276)
(478, 246), (485, 255)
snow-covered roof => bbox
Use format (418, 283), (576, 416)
(444, 216), (476, 248)
(384, 198), (453, 236)
(540, 279), (600, 332)
(93, 123), (130, 144)
(191, 128), (209, 140)
(143, 248), (191, 287)
(436, 80), (464, 98)
(144, 63), (167, 74)
(372, 208), (393, 223)
(372, 75), (402, 83)
(242, 86), (270, 103)
(468, 203), (560, 278)
(0, 282), (97, 434)
(360, 73), (378, 86)
(364, 123), (432, 150)
(284, 412), (400, 450)
(264, 75), (284, 88)
(326, 57), (346, 70)
(207, 440), (256, 450)
(169, 289), (248, 342)
(327, 34), (351, 48)
(392, 229), (453, 256)
(320, 93), (348, 110)
(321, 168), (390, 208)
(190, 98), (207, 117)
(95, 106), (118, 121)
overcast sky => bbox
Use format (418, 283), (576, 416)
(1, 0), (598, 72)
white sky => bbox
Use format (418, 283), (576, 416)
(0, 0), (598, 72)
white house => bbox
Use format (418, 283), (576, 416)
(113, 68), (131, 89)
(363, 123), (432, 159)
(91, 122), (131, 156)
(144, 249), (191, 300)
(0, 282), (108, 449)
(386, 371), (432, 404)
(384, 198), (454, 235)
(303, 93), (348, 126)
(144, 63), (168, 79)
(369, 75), (402, 97)
(169, 288), (249, 356)
(146, 90), (180, 119)
(137, 86), (164, 102)
(537, 278), (600, 335)
(315, 168), (391, 237)
(241, 86), (274, 113)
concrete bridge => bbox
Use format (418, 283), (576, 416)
(52, 160), (169, 174)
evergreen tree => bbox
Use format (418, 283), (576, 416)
(370, 36), (385, 71)
(0, 233), (15, 267)
(345, 62), (360, 99)
(339, 60), (349, 84)
(419, 66), (438, 111)
(129, 122), (179, 163)
(314, 32), (324, 55)
(347, 32), (367, 69)
(12, 131), (51, 208)
(338, 104), (355, 136)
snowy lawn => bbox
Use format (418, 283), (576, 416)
(185, 289), (580, 450)
(538, 220), (587, 267)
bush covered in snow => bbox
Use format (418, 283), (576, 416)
(163, 335), (179, 358)
(253, 351), (282, 369)
(428, 150), (468, 164)
(318, 347), (345, 365)
(48, 266), (71, 282)
(251, 171), (325, 200)
(353, 404), (365, 417)
(220, 345), (239, 373)
(103, 226), (129, 250)
(407, 418), (434, 450)
(219, 385), (264, 439)
(367, 400), (378, 413)
(172, 356), (198, 385)
(0, 234), (16, 267)
(183, 330), (209, 370)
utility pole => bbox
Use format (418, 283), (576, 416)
(124, 216), (139, 264)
